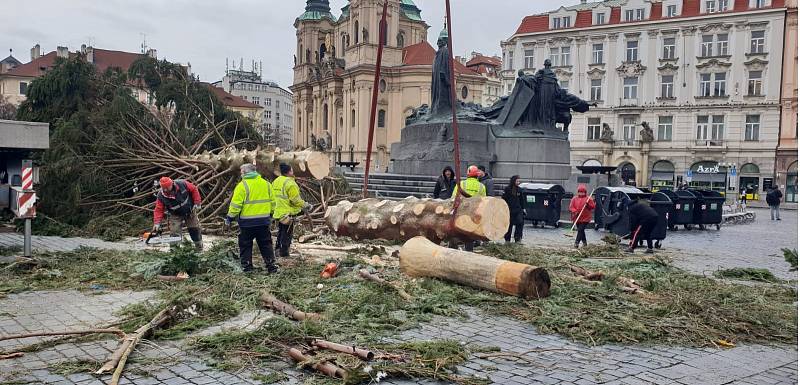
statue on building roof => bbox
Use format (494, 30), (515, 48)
(600, 123), (614, 142)
(640, 121), (654, 143)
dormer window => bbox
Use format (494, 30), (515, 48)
(624, 8), (646, 21)
(705, 0), (729, 13)
(751, 0), (769, 8)
(666, 4), (678, 17)
(595, 13), (606, 25)
(552, 16), (571, 29)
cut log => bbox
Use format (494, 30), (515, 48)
(358, 269), (413, 301)
(325, 197), (510, 243)
(260, 292), (322, 321)
(288, 347), (348, 379)
(399, 237), (551, 299)
(312, 339), (375, 360)
(193, 147), (330, 180)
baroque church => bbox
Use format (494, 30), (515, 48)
(291, 0), (488, 170)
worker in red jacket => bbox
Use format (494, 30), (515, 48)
(569, 184), (596, 248)
(153, 176), (203, 250)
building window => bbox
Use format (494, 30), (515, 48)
(716, 34), (729, 55)
(549, 47), (559, 65)
(552, 16), (571, 29)
(666, 4), (678, 17)
(377, 109), (386, 128)
(661, 75), (674, 98)
(750, 30), (766, 53)
(699, 73), (726, 96)
(663, 37), (676, 59)
(266, 123), (272, 129)
(623, 117), (637, 142)
(461, 86), (469, 99)
(252, 96), (260, 105)
(748, 70), (763, 96)
(379, 79), (387, 92)
(713, 72), (727, 96)
(700, 74), (712, 96)
(745, 115), (761, 140)
(507, 52), (514, 70)
(242, 96), (248, 100)
(524, 49), (535, 68)
(625, 8), (646, 21)
(590, 79), (602, 101)
(397, 32), (405, 48)
(595, 13), (606, 25)
(265, 98), (272, 106)
(560, 46), (571, 66)
(354, 20), (360, 44)
(657, 116), (673, 141)
(276, 100), (281, 109)
(623, 77), (638, 100)
(626, 40), (639, 62)
(587, 118), (602, 141)
(351, 109), (356, 127)
(592, 43), (604, 64)
(753, 0), (767, 8)
(19, 82), (28, 95)
(276, 112), (280, 122)
(624, 9), (634, 21)
(697, 115), (725, 141)
(559, 80), (569, 91)
(701, 35), (714, 57)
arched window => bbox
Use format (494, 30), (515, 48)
(397, 32), (405, 48)
(351, 109), (356, 127)
(461, 86), (468, 99)
(354, 21), (360, 43)
(319, 44), (327, 60)
(342, 35), (347, 53)
(377, 109), (386, 128)
(379, 79), (387, 93)
(299, 44), (303, 63)
(652, 160), (675, 173)
(323, 104), (329, 131)
(582, 159), (602, 167)
(618, 162), (636, 186)
(740, 163), (760, 174)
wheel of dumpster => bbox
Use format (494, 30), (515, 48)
(715, 224), (720, 230)
(669, 225), (676, 231)
(684, 224), (692, 230)
(699, 224), (706, 230)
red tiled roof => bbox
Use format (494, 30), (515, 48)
(401, 41), (479, 75)
(6, 48), (145, 78)
(575, 10), (593, 28)
(204, 84), (261, 109)
(512, 0), (785, 35)
(465, 55), (501, 68)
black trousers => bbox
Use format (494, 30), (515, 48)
(275, 221), (294, 257)
(575, 223), (588, 245)
(238, 225), (275, 271)
(504, 213), (524, 242)
(631, 217), (657, 250)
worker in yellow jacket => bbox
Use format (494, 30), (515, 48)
(272, 163), (311, 257)
(225, 163), (277, 273)
(451, 165), (487, 198)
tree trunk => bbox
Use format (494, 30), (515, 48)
(193, 148), (330, 180)
(288, 348), (348, 379)
(325, 196), (509, 243)
(399, 236), (551, 299)
(260, 292), (322, 321)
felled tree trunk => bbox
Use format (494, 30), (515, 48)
(325, 197), (509, 243)
(399, 236), (551, 299)
(193, 147), (330, 180)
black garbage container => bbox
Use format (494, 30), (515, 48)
(647, 191), (672, 248)
(593, 186), (652, 236)
(658, 189), (697, 230)
(520, 183), (565, 228)
(689, 189), (725, 230)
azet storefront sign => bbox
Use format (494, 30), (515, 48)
(688, 161), (728, 193)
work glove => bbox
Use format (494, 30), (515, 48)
(152, 223), (162, 233)
(224, 216), (232, 227)
(193, 204), (202, 212)
(302, 202), (313, 213)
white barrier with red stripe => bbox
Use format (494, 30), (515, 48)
(12, 160), (37, 218)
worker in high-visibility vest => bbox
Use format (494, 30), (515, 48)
(225, 163), (277, 273)
(450, 165), (486, 252)
(272, 163), (312, 258)
(451, 165), (487, 199)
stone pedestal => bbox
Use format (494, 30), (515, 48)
(493, 137), (571, 182)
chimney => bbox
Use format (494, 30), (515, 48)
(85, 46), (94, 64)
(30, 44), (41, 60)
(56, 46), (69, 58)
(146, 48), (157, 59)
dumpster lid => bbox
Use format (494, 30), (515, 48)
(596, 186), (648, 195)
(519, 183), (565, 193)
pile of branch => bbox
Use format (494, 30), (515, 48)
(260, 291), (322, 321)
(568, 264), (644, 294)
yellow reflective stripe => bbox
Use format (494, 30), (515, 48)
(246, 199), (273, 204)
(230, 203), (242, 209)
(239, 213), (272, 219)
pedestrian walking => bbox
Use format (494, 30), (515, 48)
(153, 176), (204, 250)
(451, 165), (487, 251)
(626, 199), (659, 253)
(766, 185), (783, 220)
(477, 165), (495, 196)
(225, 163), (277, 273)
(273, 163), (311, 257)
(433, 166), (455, 199)
(502, 175), (525, 243)
(568, 184), (596, 248)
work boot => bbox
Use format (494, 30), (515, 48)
(574, 242), (580, 249)
(267, 265), (279, 274)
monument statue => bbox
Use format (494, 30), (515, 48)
(639, 121), (654, 143)
(600, 123), (614, 143)
(429, 28), (452, 119)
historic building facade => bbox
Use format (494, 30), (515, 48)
(291, 0), (487, 170)
(776, 0), (797, 204)
(461, 52), (503, 106)
(503, 0), (787, 198)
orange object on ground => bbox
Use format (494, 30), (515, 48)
(320, 263), (338, 278)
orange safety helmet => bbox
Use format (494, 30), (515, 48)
(467, 165), (480, 178)
(159, 176), (174, 191)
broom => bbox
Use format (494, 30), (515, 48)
(564, 189), (596, 238)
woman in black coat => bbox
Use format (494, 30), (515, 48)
(502, 175), (526, 243)
(433, 166), (455, 199)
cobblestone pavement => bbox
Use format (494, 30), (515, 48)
(1, 291), (796, 385)
(523, 208), (798, 280)
(0, 233), (134, 252)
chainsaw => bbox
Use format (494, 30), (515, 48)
(142, 229), (183, 246)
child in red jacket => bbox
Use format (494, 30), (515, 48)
(569, 185), (596, 248)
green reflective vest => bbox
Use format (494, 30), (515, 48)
(451, 177), (487, 199)
(227, 173), (274, 227)
(272, 175), (305, 219)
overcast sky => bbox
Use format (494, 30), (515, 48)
(2, 0), (570, 87)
